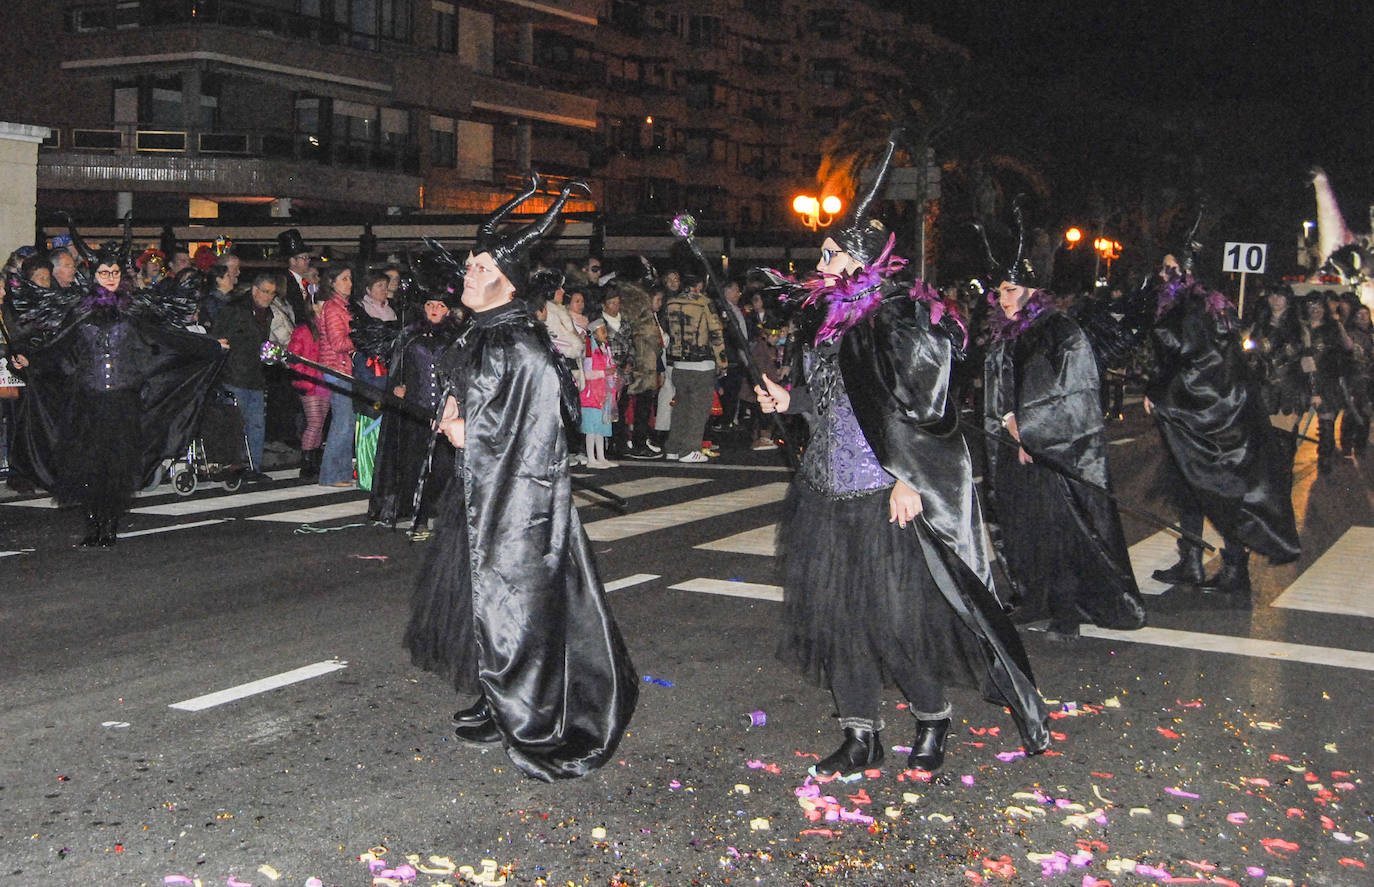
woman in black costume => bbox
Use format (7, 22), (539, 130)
(755, 138), (1050, 777)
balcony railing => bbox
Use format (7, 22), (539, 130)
(64, 0), (411, 53)
(57, 123), (419, 175)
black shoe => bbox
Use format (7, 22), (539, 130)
(98, 518), (118, 547)
(453, 697), (490, 725)
(1045, 619), (1081, 642)
(907, 717), (951, 772)
(1151, 545), (1205, 585)
(454, 718), (503, 744)
(245, 470), (274, 483)
(812, 727), (883, 777)
(1199, 555), (1251, 602)
(626, 445), (664, 460)
(80, 515), (101, 548)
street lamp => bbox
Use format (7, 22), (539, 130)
(793, 194), (842, 231)
(1064, 226), (1083, 247)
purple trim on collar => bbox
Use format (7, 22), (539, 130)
(1155, 272), (1233, 320)
(988, 288), (1054, 341)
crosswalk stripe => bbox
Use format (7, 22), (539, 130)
(130, 484), (359, 516)
(696, 524), (775, 555)
(657, 462), (791, 473)
(1081, 625), (1374, 672)
(584, 482), (789, 542)
(668, 577), (783, 601)
(169, 659), (349, 712)
(248, 501), (370, 524)
(1128, 523), (1223, 595)
(572, 476), (708, 504)
(120, 519), (230, 538)
(1271, 527), (1374, 618)
(605, 573), (660, 591)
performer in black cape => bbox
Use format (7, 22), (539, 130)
(403, 175), (638, 782)
(8, 240), (226, 546)
(368, 281), (461, 531)
(754, 138), (1050, 777)
(1146, 245), (1301, 600)
(978, 213), (1146, 640)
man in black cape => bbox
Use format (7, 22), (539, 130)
(403, 175), (638, 782)
(1146, 249), (1301, 600)
(979, 211), (1146, 639)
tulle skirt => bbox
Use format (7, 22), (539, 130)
(776, 482), (986, 694)
(53, 388), (144, 519)
(402, 453), (480, 695)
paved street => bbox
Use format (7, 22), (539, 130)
(2, 409), (1372, 887)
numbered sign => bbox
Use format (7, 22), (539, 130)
(1223, 242), (1267, 274)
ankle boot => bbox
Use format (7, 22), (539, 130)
(907, 718), (951, 772)
(98, 516), (118, 547)
(80, 513), (101, 547)
(299, 448), (321, 480)
(1199, 549), (1250, 601)
(453, 697), (491, 725)
(1151, 541), (1205, 585)
(813, 727), (883, 777)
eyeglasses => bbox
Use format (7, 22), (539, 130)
(95, 268), (121, 278)
(820, 248), (836, 265)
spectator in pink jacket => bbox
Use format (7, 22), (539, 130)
(288, 299), (331, 479)
(317, 266), (355, 486)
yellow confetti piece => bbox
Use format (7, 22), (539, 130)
(257, 864), (281, 881)
(1027, 852), (1061, 864)
(1011, 791), (1043, 801)
(1254, 721), (1282, 731)
(1167, 813), (1185, 827)
(884, 806), (902, 819)
(1354, 831), (1370, 843)
(1264, 877), (1294, 887)
(1307, 783), (1326, 792)
(1325, 742), (1339, 753)
(733, 784), (751, 795)
(927, 812), (954, 823)
(418, 857), (458, 875)
(1129, 807), (1152, 817)
(749, 817), (771, 831)
(1103, 697), (1121, 708)
(902, 791), (922, 803)
(1062, 813), (1092, 829)
(1285, 764), (1308, 772)
(1004, 806), (1034, 820)
(590, 827), (607, 840)
(1058, 802), (1086, 813)
(1104, 858), (1139, 874)
(1092, 784), (1112, 804)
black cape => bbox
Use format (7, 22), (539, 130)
(810, 294), (1050, 750)
(404, 300), (638, 781)
(13, 308), (226, 495)
(1146, 283), (1300, 563)
(984, 306), (1146, 630)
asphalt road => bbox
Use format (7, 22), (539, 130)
(2, 409), (1372, 887)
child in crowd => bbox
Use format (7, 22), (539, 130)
(581, 318), (618, 468)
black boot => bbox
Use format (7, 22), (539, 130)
(98, 516), (118, 547)
(813, 726), (883, 777)
(1199, 549), (1251, 602)
(453, 697), (490, 725)
(299, 448), (321, 480)
(907, 718), (951, 772)
(454, 718), (503, 744)
(1151, 540), (1205, 585)
(80, 513), (101, 548)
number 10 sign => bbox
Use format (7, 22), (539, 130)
(1222, 242), (1267, 274)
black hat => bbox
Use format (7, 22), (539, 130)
(159, 225), (182, 258)
(474, 173), (589, 293)
(831, 134), (899, 266)
(277, 228), (310, 258)
(973, 196), (1038, 287)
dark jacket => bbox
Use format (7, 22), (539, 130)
(215, 297), (270, 390)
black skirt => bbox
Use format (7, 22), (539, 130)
(53, 388), (144, 519)
(776, 481), (986, 694)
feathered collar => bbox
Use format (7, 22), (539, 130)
(1155, 272), (1231, 320)
(81, 283), (131, 311)
(774, 234), (963, 347)
(988, 288), (1054, 341)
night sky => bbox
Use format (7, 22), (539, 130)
(910, 1), (1374, 275)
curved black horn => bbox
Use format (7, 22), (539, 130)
(477, 173), (542, 244)
(969, 221), (1000, 276)
(502, 180), (590, 259)
(847, 134), (900, 227)
(1181, 205), (1205, 273)
(1011, 194), (1029, 278)
(120, 209), (134, 270)
(56, 211), (98, 265)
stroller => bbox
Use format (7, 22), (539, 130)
(167, 388), (252, 496)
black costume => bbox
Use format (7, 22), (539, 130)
(9, 260), (225, 544)
(369, 310), (459, 526)
(983, 290), (1146, 635)
(404, 177), (637, 781)
(763, 140), (1049, 776)
(1147, 270), (1301, 596)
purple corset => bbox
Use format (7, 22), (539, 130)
(798, 352), (894, 498)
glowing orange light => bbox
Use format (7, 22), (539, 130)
(821, 195), (842, 215)
(1065, 227), (1083, 245)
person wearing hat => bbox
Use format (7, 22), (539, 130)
(754, 137), (1049, 777)
(8, 241), (226, 545)
(403, 174), (638, 782)
(977, 204), (1146, 641)
(1144, 227), (1301, 600)
(277, 228), (312, 322)
(366, 281), (462, 531)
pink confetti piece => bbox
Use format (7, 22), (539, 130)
(961, 774), (975, 786)
(668, 779), (681, 789)
(1165, 786), (1200, 798)
(1226, 812), (1249, 824)
(1245, 866), (1265, 878)
(164, 878), (194, 886)
(995, 750), (1025, 762)
(227, 879), (253, 887)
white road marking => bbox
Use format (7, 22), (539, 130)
(120, 519), (230, 538)
(169, 659), (348, 712)
(1128, 523), (1223, 595)
(584, 482), (789, 542)
(668, 578), (783, 601)
(248, 501), (369, 524)
(696, 524), (776, 556)
(1272, 527), (1374, 618)
(657, 462), (792, 473)
(1, 549), (34, 557)
(131, 484), (357, 516)
(605, 573), (660, 591)
(573, 476), (708, 505)
(2, 497), (58, 509)
(1080, 626), (1374, 673)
